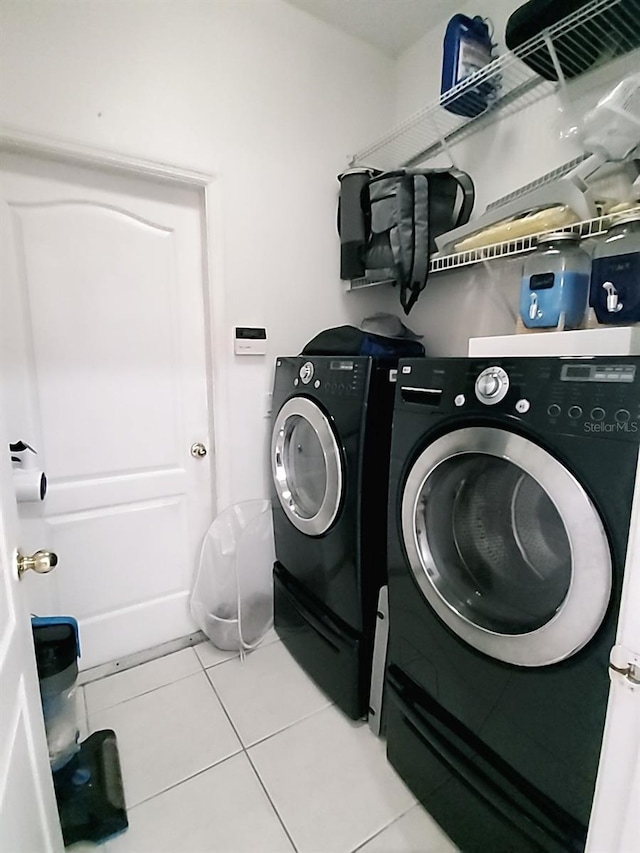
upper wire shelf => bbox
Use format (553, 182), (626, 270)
(347, 208), (640, 290)
(350, 0), (639, 170)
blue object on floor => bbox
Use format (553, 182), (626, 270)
(53, 729), (128, 847)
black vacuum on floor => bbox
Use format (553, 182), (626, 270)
(32, 617), (128, 846)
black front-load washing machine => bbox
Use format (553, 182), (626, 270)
(270, 354), (398, 719)
(385, 356), (640, 853)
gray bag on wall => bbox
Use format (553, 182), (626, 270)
(338, 167), (475, 314)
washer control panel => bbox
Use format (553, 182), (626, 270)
(397, 357), (640, 443)
(475, 366), (509, 405)
(560, 363), (636, 383)
(290, 358), (368, 398)
(545, 362), (639, 432)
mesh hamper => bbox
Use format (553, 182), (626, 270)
(190, 500), (275, 652)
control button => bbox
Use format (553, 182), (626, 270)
(515, 399), (530, 414)
(299, 361), (314, 384)
(547, 404), (561, 417)
(475, 367), (509, 406)
(591, 407), (605, 421)
(454, 394), (465, 407)
(568, 406), (583, 419)
(478, 374), (500, 396)
(294, 378), (299, 386)
(615, 409), (631, 423)
(314, 380), (320, 389)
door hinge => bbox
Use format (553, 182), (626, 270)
(608, 645), (640, 688)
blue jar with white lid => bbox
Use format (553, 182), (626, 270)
(519, 232), (591, 330)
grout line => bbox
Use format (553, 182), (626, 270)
(202, 668), (246, 747)
(244, 750), (299, 853)
(201, 658), (329, 852)
(85, 668), (205, 717)
(349, 806), (415, 853)
(194, 650), (240, 671)
(243, 700), (335, 750)
(193, 630), (284, 674)
(127, 748), (245, 810)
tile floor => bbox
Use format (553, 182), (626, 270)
(68, 630), (458, 853)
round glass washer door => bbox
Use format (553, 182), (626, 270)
(272, 396), (343, 536)
(401, 427), (612, 666)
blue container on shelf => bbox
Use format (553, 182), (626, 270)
(590, 212), (640, 325)
(519, 232), (591, 330)
(441, 14), (495, 117)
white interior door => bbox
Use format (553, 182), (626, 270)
(0, 152), (213, 669)
(0, 403), (64, 853)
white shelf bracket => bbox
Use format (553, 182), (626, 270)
(543, 32), (569, 95)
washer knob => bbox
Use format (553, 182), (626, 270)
(478, 374), (500, 396)
(475, 367), (509, 405)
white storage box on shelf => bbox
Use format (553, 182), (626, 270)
(468, 326), (640, 357)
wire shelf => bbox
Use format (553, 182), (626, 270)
(350, 0), (640, 170)
(347, 207), (640, 290)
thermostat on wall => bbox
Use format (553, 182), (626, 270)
(234, 327), (267, 355)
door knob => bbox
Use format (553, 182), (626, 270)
(17, 549), (58, 579)
(190, 442), (208, 458)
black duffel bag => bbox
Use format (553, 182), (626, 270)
(301, 326), (425, 359)
(505, 0), (640, 81)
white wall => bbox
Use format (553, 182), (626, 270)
(0, 0), (396, 507)
(2, 0), (636, 502)
(381, 0), (640, 352)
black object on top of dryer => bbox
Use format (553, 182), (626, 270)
(270, 354), (400, 719)
(384, 356), (640, 853)
(301, 324), (425, 359)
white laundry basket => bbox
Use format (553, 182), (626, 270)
(190, 500), (275, 651)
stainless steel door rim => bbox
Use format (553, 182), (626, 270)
(401, 427), (612, 666)
(272, 396), (343, 536)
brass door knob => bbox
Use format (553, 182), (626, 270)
(17, 550), (58, 578)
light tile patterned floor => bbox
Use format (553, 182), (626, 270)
(68, 631), (458, 853)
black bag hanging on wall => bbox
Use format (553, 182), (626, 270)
(337, 167), (474, 314)
(337, 167), (380, 280)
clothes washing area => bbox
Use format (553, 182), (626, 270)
(268, 2), (640, 851)
(1, 2), (640, 853)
